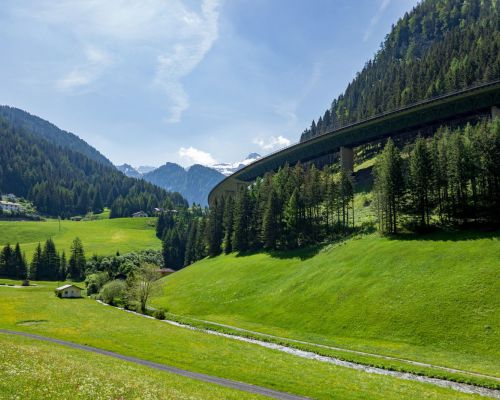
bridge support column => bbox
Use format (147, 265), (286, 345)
(339, 146), (354, 172)
(492, 106), (500, 119)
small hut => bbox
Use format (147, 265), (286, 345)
(55, 284), (83, 298)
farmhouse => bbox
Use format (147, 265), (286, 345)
(0, 201), (23, 213)
(55, 284), (83, 298)
(132, 211), (148, 218)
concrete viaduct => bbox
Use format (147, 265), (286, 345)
(209, 80), (500, 205)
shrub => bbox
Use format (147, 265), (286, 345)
(99, 280), (126, 306)
(85, 272), (110, 295)
(153, 309), (166, 320)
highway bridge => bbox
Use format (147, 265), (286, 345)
(209, 80), (500, 205)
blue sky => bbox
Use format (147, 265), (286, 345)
(0, 0), (418, 167)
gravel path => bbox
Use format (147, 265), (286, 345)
(98, 302), (500, 399)
(0, 329), (308, 400)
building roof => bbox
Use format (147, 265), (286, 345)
(56, 284), (83, 291)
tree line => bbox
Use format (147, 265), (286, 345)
(301, 0), (500, 141)
(158, 118), (500, 269)
(0, 238), (86, 281)
(374, 119), (500, 233)
(159, 163), (356, 269)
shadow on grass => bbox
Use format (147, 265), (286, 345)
(386, 227), (500, 242)
(234, 226), (377, 261)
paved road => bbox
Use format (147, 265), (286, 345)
(0, 329), (308, 400)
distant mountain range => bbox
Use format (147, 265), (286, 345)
(117, 153), (261, 206)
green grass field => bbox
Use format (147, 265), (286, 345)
(0, 283), (483, 399)
(152, 230), (500, 382)
(0, 334), (260, 400)
(0, 217), (160, 258)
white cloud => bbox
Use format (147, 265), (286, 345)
(178, 146), (217, 166)
(363, 0), (391, 42)
(253, 135), (291, 152)
(23, 0), (220, 120)
(155, 0), (220, 123)
(57, 45), (113, 91)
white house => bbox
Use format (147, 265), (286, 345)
(0, 201), (23, 213)
(132, 211), (148, 218)
(55, 284), (83, 298)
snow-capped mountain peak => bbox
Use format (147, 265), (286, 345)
(212, 153), (261, 176)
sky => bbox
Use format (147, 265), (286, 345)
(0, 0), (419, 168)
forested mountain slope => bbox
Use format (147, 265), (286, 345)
(0, 118), (187, 217)
(0, 106), (112, 166)
(301, 0), (500, 141)
(143, 163), (225, 206)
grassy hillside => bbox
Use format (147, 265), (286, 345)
(0, 217), (160, 258)
(0, 335), (256, 400)
(0, 283), (481, 399)
(152, 230), (500, 378)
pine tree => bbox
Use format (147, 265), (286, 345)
(284, 189), (301, 248)
(40, 238), (60, 280)
(232, 190), (251, 252)
(373, 138), (404, 233)
(13, 243), (27, 280)
(0, 244), (14, 278)
(409, 137), (433, 228)
(261, 188), (279, 249)
(184, 219), (198, 266)
(339, 169), (354, 231)
(59, 251), (68, 280)
(223, 196), (234, 254)
(30, 243), (43, 280)
(68, 237), (86, 281)
(207, 198), (224, 257)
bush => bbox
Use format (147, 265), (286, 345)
(153, 309), (166, 320)
(85, 272), (110, 295)
(99, 280), (126, 306)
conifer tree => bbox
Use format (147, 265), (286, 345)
(184, 219), (198, 266)
(207, 198), (224, 257)
(13, 243), (26, 280)
(374, 138), (404, 233)
(409, 137), (432, 228)
(232, 190), (251, 252)
(223, 196), (234, 254)
(59, 251), (68, 280)
(261, 188), (279, 249)
(68, 237), (86, 281)
(30, 243), (43, 280)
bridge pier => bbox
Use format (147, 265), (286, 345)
(492, 105), (500, 119)
(339, 146), (354, 172)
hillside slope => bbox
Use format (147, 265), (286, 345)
(154, 230), (500, 377)
(300, 0), (500, 140)
(143, 163), (224, 206)
(0, 106), (112, 166)
(0, 118), (186, 217)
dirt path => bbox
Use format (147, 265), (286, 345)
(0, 329), (308, 400)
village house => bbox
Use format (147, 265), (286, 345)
(0, 201), (23, 213)
(55, 284), (83, 298)
(132, 211), (148, 218)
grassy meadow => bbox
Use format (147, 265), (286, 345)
(0, 283), (484, 400)
(0, 334), (260, 400)
(152, 230), (500, 380)
(0, 217), (160, 259)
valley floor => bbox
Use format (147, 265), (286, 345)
(0, 281), (492, 399)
